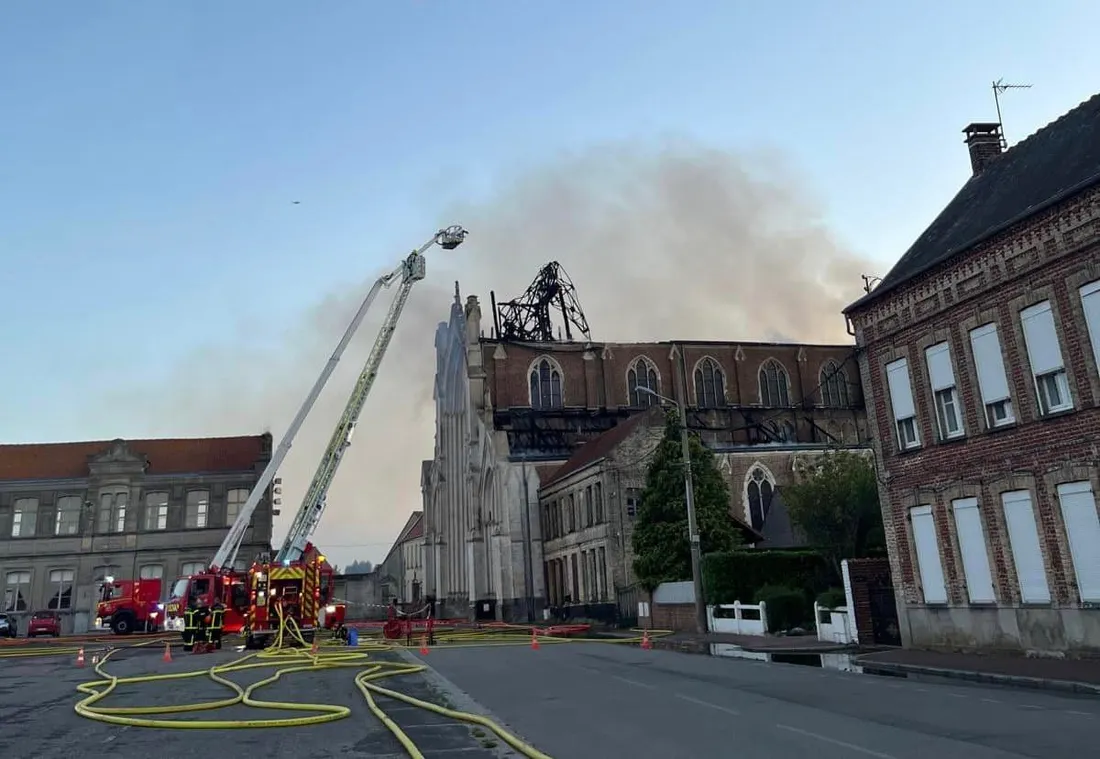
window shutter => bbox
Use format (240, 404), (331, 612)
(886, 359), (915, 420)
(1001, 491), (1051, 603)
(924, 343), (955, 391)
(1019, 301), (1064, 375)
(1056, 481), (1100, 603)
(969, 324), (1011, 403)
(1080, 280), (1100, 372)
(910, 505), (947, 604)
(951, 498), (996, 603)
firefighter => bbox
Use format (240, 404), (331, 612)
(207, 601), (225, 650)
(182, 599), (199, 652)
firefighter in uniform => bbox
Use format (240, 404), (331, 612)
(207, 602), (225, 650)
(182, 599), (199, 652)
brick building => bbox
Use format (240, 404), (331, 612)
(423, 276), (868, 621)
(0, 434), (275, 635)
(844, 94), (1100, 654)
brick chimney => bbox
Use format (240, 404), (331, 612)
(962, 122), (1005, 175)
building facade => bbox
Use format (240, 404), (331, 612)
(844, 94), (1100, 654)
(424, 281), (869, 621)
(376, 510), (424, 606)
(0, 434), (275, 635)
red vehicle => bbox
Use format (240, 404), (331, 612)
(164, 542), (344, 648)
(95, 576), (163, 634)
(27, 610), (61, 638)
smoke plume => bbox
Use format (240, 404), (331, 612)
(93, 139), (873, 567)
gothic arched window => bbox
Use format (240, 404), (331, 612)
(693, 358), (726, 408)
(745, 467), (775, 532)
(628, 357), (660, 407)
(759, 360), (790, 407)
(529, 358), (563, 409)
(820, 360), (850, 407)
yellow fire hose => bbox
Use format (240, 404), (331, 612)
(0, 615), (671, 759)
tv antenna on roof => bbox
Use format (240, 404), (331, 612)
(992, 79), (1032, 148)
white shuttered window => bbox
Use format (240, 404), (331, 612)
(1081, 280), (1100, 374)
(886, 359), (920, 450)
(969, 323), (1015, 427)
(1019, 301), (1072, 415)
(951, 498), (996, 603)
(910, 506), (948, 604)
(1001, 490), (1051, 604)
(1056, 482), (1100, 603)
(925, 342), (964, 440)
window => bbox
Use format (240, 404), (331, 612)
(47, 569), (74, 610)
(144, 491), (168, 531)
(565, 494), (575, 532)
(758, 360), (790, 406)
(11, 498), (38, 538)
(886, 358), (920, 450)
(909, 506), (947, 604)
(694, 358), (725, 408)
(180, 561), (206, 576)
(745, 467), (774, 532)
(597, 546), (607, 600)
(1081, 280), (1100, 375)
(97, 488), (129, 533)
(820, 360), (850, 407)
(628, 357), (659, 407)
(925, 342), (964, 440)
(1001, 490), (1051, 604)
(625, 488), (641, 519)
(529, 358), (563, 409)
(585, 486), (594, 526)
(55, 496), (82, 536)
(594, 482), (604, 522)
(139, 564), (164, 580)
(186, 490), (209, 529)
(3, 571), (30, 612)
(1019, 301), (1072, 414)
(1056, 482), (1100, 603)
(951, 498), (996, 604)
(969, 323), (1015, 428)
(226, 488), (249, 525)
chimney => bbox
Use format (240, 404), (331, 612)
(962, 122), (1005, 175)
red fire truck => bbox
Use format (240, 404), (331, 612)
(94, 576), (164, 634)
(160, 226), (466, 649)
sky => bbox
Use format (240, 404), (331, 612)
(2, 2), (1098, 568)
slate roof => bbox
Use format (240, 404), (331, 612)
(0, 435), (269, 482)
(542, 407), (661, 487)
(846, 92), (1100, 313)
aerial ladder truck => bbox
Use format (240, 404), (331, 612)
(156, 225), (468, 649)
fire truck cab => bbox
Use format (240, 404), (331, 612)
(94, 576), (164, 635)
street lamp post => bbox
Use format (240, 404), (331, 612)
(636, 385), (708, 635)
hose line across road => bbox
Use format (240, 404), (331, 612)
(0, 620), (671, 759)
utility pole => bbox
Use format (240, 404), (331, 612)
(637, 385), (708, 635)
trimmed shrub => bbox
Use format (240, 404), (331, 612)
(816, 587), (847, 610)
(702, 550), (832, 606)
(754, 585), (808, 632)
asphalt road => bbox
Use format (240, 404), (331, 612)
(411, 640), (1100, 759)
(0, 642), (507, 759)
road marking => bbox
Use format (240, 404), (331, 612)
(611, 674), (656, 690)
(947, 693), (967, 698)
(674, 693), (741, 716)
(1019, 704), (1043, 710)
(775, 724), (897, 759)
(1065, 710), (1094, 717)
(980, 698), (1001, 704)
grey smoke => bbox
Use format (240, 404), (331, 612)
(91, 139), (873, 567)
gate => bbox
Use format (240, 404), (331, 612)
(615, 584), (639, 628)
(866, 571), (901, 646)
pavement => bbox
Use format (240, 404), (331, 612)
(411, 638), (1100, 759)
(0, 642), (508, 759)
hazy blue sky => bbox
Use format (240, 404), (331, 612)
(3, 2), (1097, 560)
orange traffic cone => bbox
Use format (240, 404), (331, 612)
(641, 629), (652, 650)
(419, 635), (429, 655)
(310, 637), (319, 655)
(530, 628), (540, 650)
(163, 642), (173, 662)
(76, 647), (85, 667)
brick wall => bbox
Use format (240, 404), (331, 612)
(651, 602), (698, 632)
(843, 557), (893, 645)
(848, 183), (1100, 651)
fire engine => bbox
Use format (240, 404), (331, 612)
(161, 226), (468, 649)
(93, 576), (164, 634)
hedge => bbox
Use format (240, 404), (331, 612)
(702, 549), (832, 606)
(755, 585), (809, 632)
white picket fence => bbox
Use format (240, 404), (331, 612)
(814, 602), (855, 644)
(706, 601), (768, 636)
